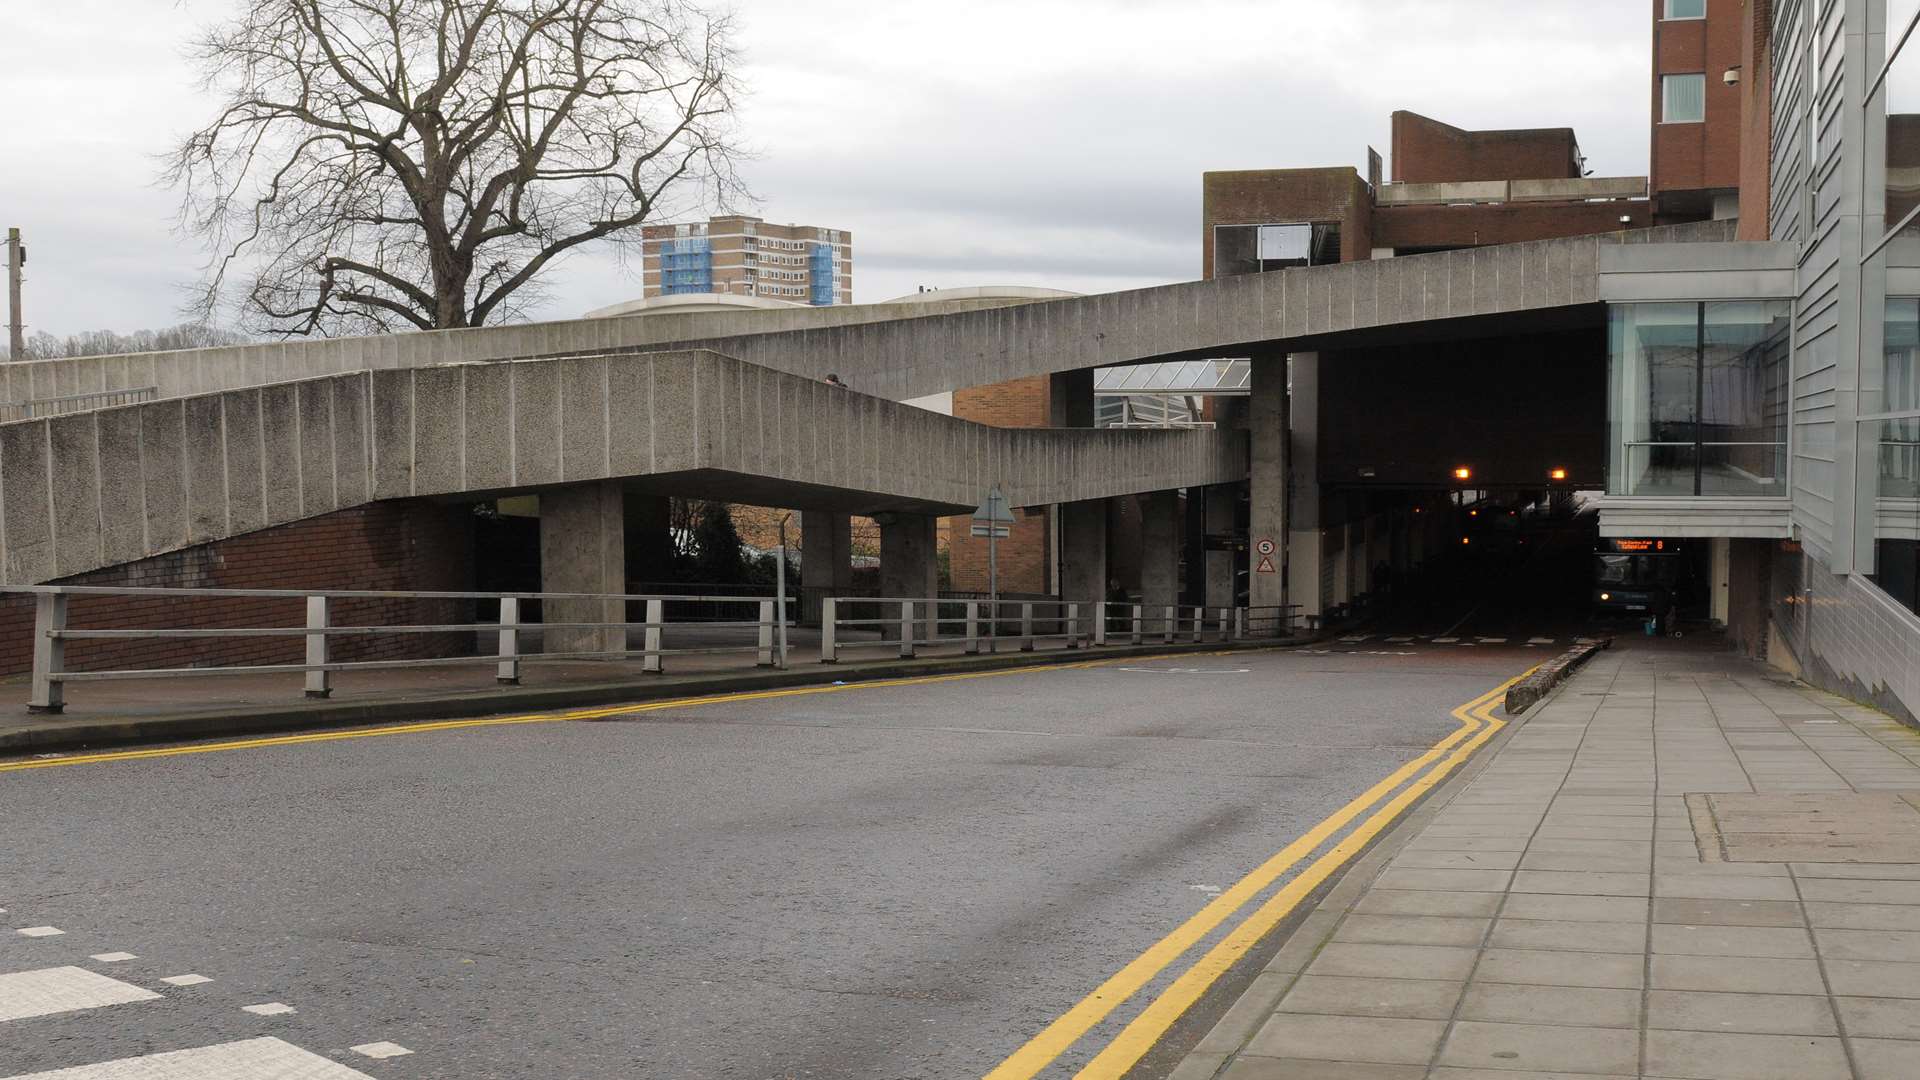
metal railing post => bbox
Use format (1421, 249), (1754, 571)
(643, 598), (664, 673)
(1020, 602), (1034, 652)
(1130, 604), (1143, 645)
(1191, 606), (1204, 643)
(1092, 601), (1108, 647)
(28, 592), (66, 713)
(757, 599), (776, 667)
(1162, 605), (1175, 644)
(1066, 603), (1081, 649)
(821, 597), (839, 663)
(965, 601), (980, 655)
(496, 596), (520, 684)
(304, 595), (331, 699)
(899, 600), (915, 658)
(1218, 606), (1232, 642)
(1234, 606), (1246, 641)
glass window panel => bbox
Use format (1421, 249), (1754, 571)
(1663, 74), (1706, 123)
(1887, 19), (1920, 229)
(1256, 224), (1311, 265)
(1610, 303), (1701, 495)
(1871, 417), (1920, 616)
(1894, 0), (1920, 58)
(1883, 298), (1920, 414)
(1699, 301), (1792, 495)
(1665, 0), (1705, 17)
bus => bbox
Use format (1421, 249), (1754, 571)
(1593, 537), (1692, 631)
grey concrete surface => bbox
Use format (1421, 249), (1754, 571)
(0, 644), (1536, 1079)
(0, 350), (1241, 584)
(1178, 640), (1920, 1080)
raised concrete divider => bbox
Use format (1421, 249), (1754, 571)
(1502, 636), (1611, 714)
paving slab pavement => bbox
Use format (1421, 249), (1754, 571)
(1175, 641), (1920, 1080)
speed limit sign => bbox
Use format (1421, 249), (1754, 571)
(1255, 537), (1277, 557)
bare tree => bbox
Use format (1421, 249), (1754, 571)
(166, 0), (743, 336)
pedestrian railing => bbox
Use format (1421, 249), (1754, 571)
(819, 598), (1267, 661)
(1092, 603), (1238, 646)
(1240, 605), (1302, 639)
(820, 597), (1096, 661)
(0, 385), (158, 422)
(7, 585), (792, 714)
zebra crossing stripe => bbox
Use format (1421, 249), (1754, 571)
(1385, 636), (1414, 642)
(1477, 637), (1508, 644)
(1432, 637), (1459, 643)
(0, 966), (159, 1023)
(0, 1037), (380, 1079)
(1528, 637), (1555, 644)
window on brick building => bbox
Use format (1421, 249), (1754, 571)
(1663, 0), (1704, 18)
(1662, 73), (1706, 123)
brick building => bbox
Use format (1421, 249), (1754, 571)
(640, 215), (852, 305)
(1650, 0), (1747, 223)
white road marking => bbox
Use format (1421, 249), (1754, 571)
(1385, 635), (1414, 642)
(158, 974), (210, 987)
(87, 954), (135, 964)
(350, 1042), (413, 1060)
(0, 1037), (380, 1079)
(241, 1002), (295, 1016)
(0, 967), (160, 1023)
(1476, 637), (1508, 644)
(15, 928), (62, 938)
(1432, 637), (1458, 643)
(1338, 635), (1369, 643)
(1527, 636), (1555, 644)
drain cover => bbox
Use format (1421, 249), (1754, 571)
(1687, 793), (1920, 863)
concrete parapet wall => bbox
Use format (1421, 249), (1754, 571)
(0, 350), (1241, 585)
(0, 223), (1740, 411)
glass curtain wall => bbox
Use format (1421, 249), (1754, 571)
(1875, 300), (1920, 615)
(1609, 301), (1792, 497)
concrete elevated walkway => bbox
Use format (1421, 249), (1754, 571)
(0, 221), (1739, 410)
(0, 349), (1240, 583)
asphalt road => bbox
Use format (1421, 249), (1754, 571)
(0, 645), (1538, 1079)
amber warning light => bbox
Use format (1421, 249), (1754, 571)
(1453, 466), (1472, 481)
(1550, 467), (1569, 481)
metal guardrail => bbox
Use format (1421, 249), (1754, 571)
(819, 599), (1282, 662)
(7, 585), (792, 713)
(0, 385), (158, 422)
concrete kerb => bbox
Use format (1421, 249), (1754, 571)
(1502, 636), (1610, 715)
(0, 637), (1302, 758)
(1164, 652), (1581, 1080)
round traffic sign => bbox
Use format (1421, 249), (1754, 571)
(1255, 537), (1277, 557)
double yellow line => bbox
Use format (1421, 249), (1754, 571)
(984, 668), (1530, 1080)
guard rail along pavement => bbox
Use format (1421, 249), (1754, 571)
(6, 586), (1301, 713)
(819, 598), (1298, 662)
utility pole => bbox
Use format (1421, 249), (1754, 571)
(5, 228), (22, 362)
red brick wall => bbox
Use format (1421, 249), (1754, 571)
(1390, 111), (1581, 184)
(1373, 201), (1653, 249)
(0, 502), (476, 677)
(1201, 168), (1370, 277)
(947, 376), (1052, 594)
(1651, 0), (1744, 208)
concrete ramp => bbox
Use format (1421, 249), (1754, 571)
(0, 350), (1240, 584)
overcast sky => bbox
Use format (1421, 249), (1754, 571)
(0, 0), (1649, 338)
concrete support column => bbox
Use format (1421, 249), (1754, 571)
(539, 480), (626, 655)
(1060, 498), (1109, 603)
(1139, 490), (1181, 614)
(1710, 536), (1731, 628)
(1203, 485), (1237, 609)
(1249, 355), (1289, 611)
(879, 512), (938, 641)
(1286, 353), (1324, 622)
(801, 512), (853, 627)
